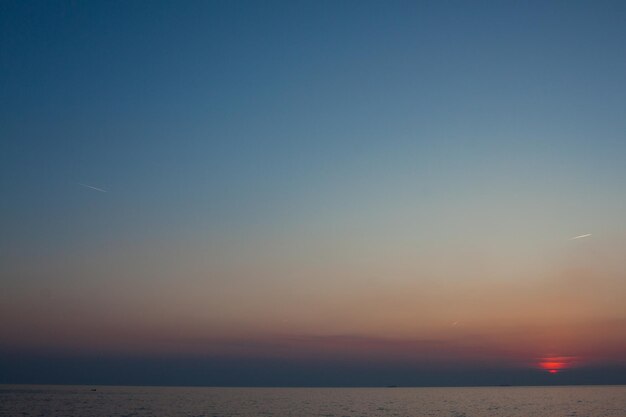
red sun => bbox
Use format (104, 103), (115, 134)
(538, 356), (577, 374)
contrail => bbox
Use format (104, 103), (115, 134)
(77, 182), (107, 193)
(570, 234), (591, 240)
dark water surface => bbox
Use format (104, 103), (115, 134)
(1, 385), (625, 417)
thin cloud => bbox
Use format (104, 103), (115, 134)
(570, 234), (591, 240)
(77, 182), (107, 193)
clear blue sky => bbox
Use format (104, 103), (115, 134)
(1, 0), (626, 386)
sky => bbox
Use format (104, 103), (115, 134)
(1, 0), (626, 386)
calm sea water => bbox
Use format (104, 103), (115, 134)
(1, 385), (625, 417)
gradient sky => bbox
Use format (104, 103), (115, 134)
(1, 0), (626, 386)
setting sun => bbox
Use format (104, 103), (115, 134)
(538, 356), (579, 374)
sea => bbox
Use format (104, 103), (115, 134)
(1, 385), (625, 417)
